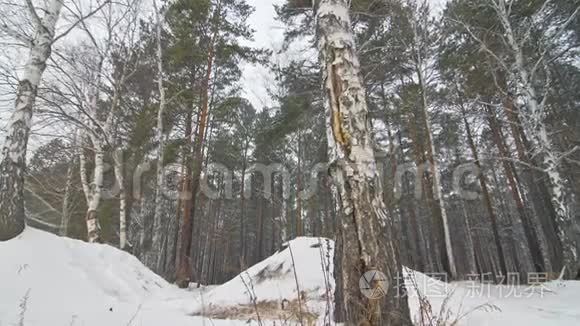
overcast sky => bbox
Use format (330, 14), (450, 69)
(240, 0), (447, 110)
(1, 0), (448, 144)
(241, 0), (286, 110)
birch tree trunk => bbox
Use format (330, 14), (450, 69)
(405, 0), (456, 277)
(150, 0), (168, 272)
(114, 151), (127, 249)
(492, 0), (578, 277)
(316, 0), (410, 324)
(0, 0), (63, 241)
(86, 134), (105, 243)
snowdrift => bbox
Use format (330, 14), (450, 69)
(192, 237), (335, 322)
(2, 228), (580, 325)
(0, 228), (172, 325)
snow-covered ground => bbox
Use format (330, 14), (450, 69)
(1, 228), (579, 325)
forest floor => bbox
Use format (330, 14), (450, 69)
(1, 228), (579, 325)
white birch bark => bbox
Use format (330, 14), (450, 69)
(113, 151), (127, 249)
(86, 132), (105, 243)
(316, 0), (409, 324)
(492, 0), (578, 276)
(79, 82), (106, 243)
(64, 0), (139, 245)
(79, 132), (91, 204)
(0, 0), (63, 241)
(150, 0), (168, 271)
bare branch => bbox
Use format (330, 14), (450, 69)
(25, 0), (43, 31)
(53, 0), (111, 44)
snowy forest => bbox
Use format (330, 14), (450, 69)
(0, 0), (579, 325)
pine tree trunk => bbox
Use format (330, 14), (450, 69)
(175, 106), (194, 281)
(461, 104), (508, 277)
(316, 1), (410, 324)
(256, 195), (264, 263)
(296, 130), (303, 237)
(504, 96), (563, 271)
(459, 198), (478, 275)
(407, 108), (443, 273)
(280, 167), (289, 244)
(485, 104), (551, 272)
(176, 0), (221, 287)
(415, 53), (457, 280)
(0, 0), (63, 241)
(240, 140), (248, 264)
(60, 152), (76, 237)
(397, 130), (429, 272)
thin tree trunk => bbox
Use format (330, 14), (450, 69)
(280, 162), (288, 244)
(256, 195), (264, 263)
(176, 0), (222, 288)
(0, 0), (63, 241)
(461, 103), (508, 277)
(85, 134), (104, 243)
(151, 0), (168, 272)
(240, 140), (249, 265)
(316, 1), (410, 324)
(296, 130), (303, 237)
(174, 92), (195, 282)
(459, 199), (478, 275)
(494, 0), (578, 277)
(407, 110), (443, 273)
(175, 124), (193, 287)
(397, 129), (429, 272)
(415, 66), (456, 278)
(485, 104), (550, 272)
(192, 106), (216, 279)
(60, 149), (77, 237)
(504, 94), (563, 271)
(114, 151), (127, 249)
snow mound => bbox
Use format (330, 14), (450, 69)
(194, 237), (335, 320)
(195, 236), (580, 325)
(404, 269), (580, 325)
(2, 228), (580, 325)
(0, 228), (170, 325)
